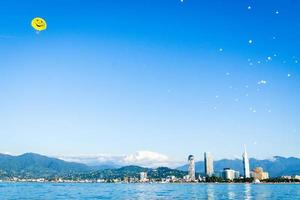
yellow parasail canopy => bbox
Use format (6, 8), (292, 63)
(31, 17), (47, 31)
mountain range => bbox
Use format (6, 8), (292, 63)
(0, 153), (90, 178)
(0, 153), (299, 179)
(177, 156), (300, 177)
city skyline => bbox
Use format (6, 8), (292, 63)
(0, 148), (276, 181)
(1, 0), (300, 160)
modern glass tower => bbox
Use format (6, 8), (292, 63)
(204, 152), (214, 177)
(188, 155), (195, 181)
(243, 146), (250, 178)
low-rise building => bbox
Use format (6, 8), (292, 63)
(251, 167), (269, 180)
(166, 176), (177, 182)
(140, 172), (148, 182)
(293, 175), (300, 180)
(222, 168), (239, 180)
(183, 175), (190, 182)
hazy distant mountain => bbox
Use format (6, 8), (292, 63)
(89, 164), (121, 170)
(177, 156), (300, 177)
(0, 153), (90, 178)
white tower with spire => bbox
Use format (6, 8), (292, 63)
(243, 145), (250, 178)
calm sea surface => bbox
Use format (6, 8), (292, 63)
(0, 183), (299, 200)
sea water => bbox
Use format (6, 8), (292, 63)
(0, 183), (299, 199)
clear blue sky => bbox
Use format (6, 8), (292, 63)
(0, 0), (299, 160)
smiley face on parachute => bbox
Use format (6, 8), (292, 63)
(31, 17), (47, 31)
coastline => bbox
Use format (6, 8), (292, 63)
(0, 181), (299, 185)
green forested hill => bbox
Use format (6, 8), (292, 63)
(0, 153), (90, 178)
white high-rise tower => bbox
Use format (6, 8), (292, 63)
(204, 152), (214, 177)
(243, 145), (250, 178)
(188, 155), (195, 181)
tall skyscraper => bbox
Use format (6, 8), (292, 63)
(204, 152), (214, 177)
(188, 155), (195, 181)
(243, 145), (250, 178)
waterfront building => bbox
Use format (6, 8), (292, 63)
(123, 177), (129, 183)
(183, 175), (190, 182)
(204, 152), (214, 177)
(242, 146), (250, 178)
(166, 176), (177, 182)
(234, 171), (240, 179)
(188, 155), (196, 181)
(222, 168), (239, 180)
(129, 177), (139, 183)
(251, 167), (269, 180)
(282, 175), (300, 181)
(293, 175), (300, 180)
(214, 171), (223, 178)
(140, 172), (148, 182)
